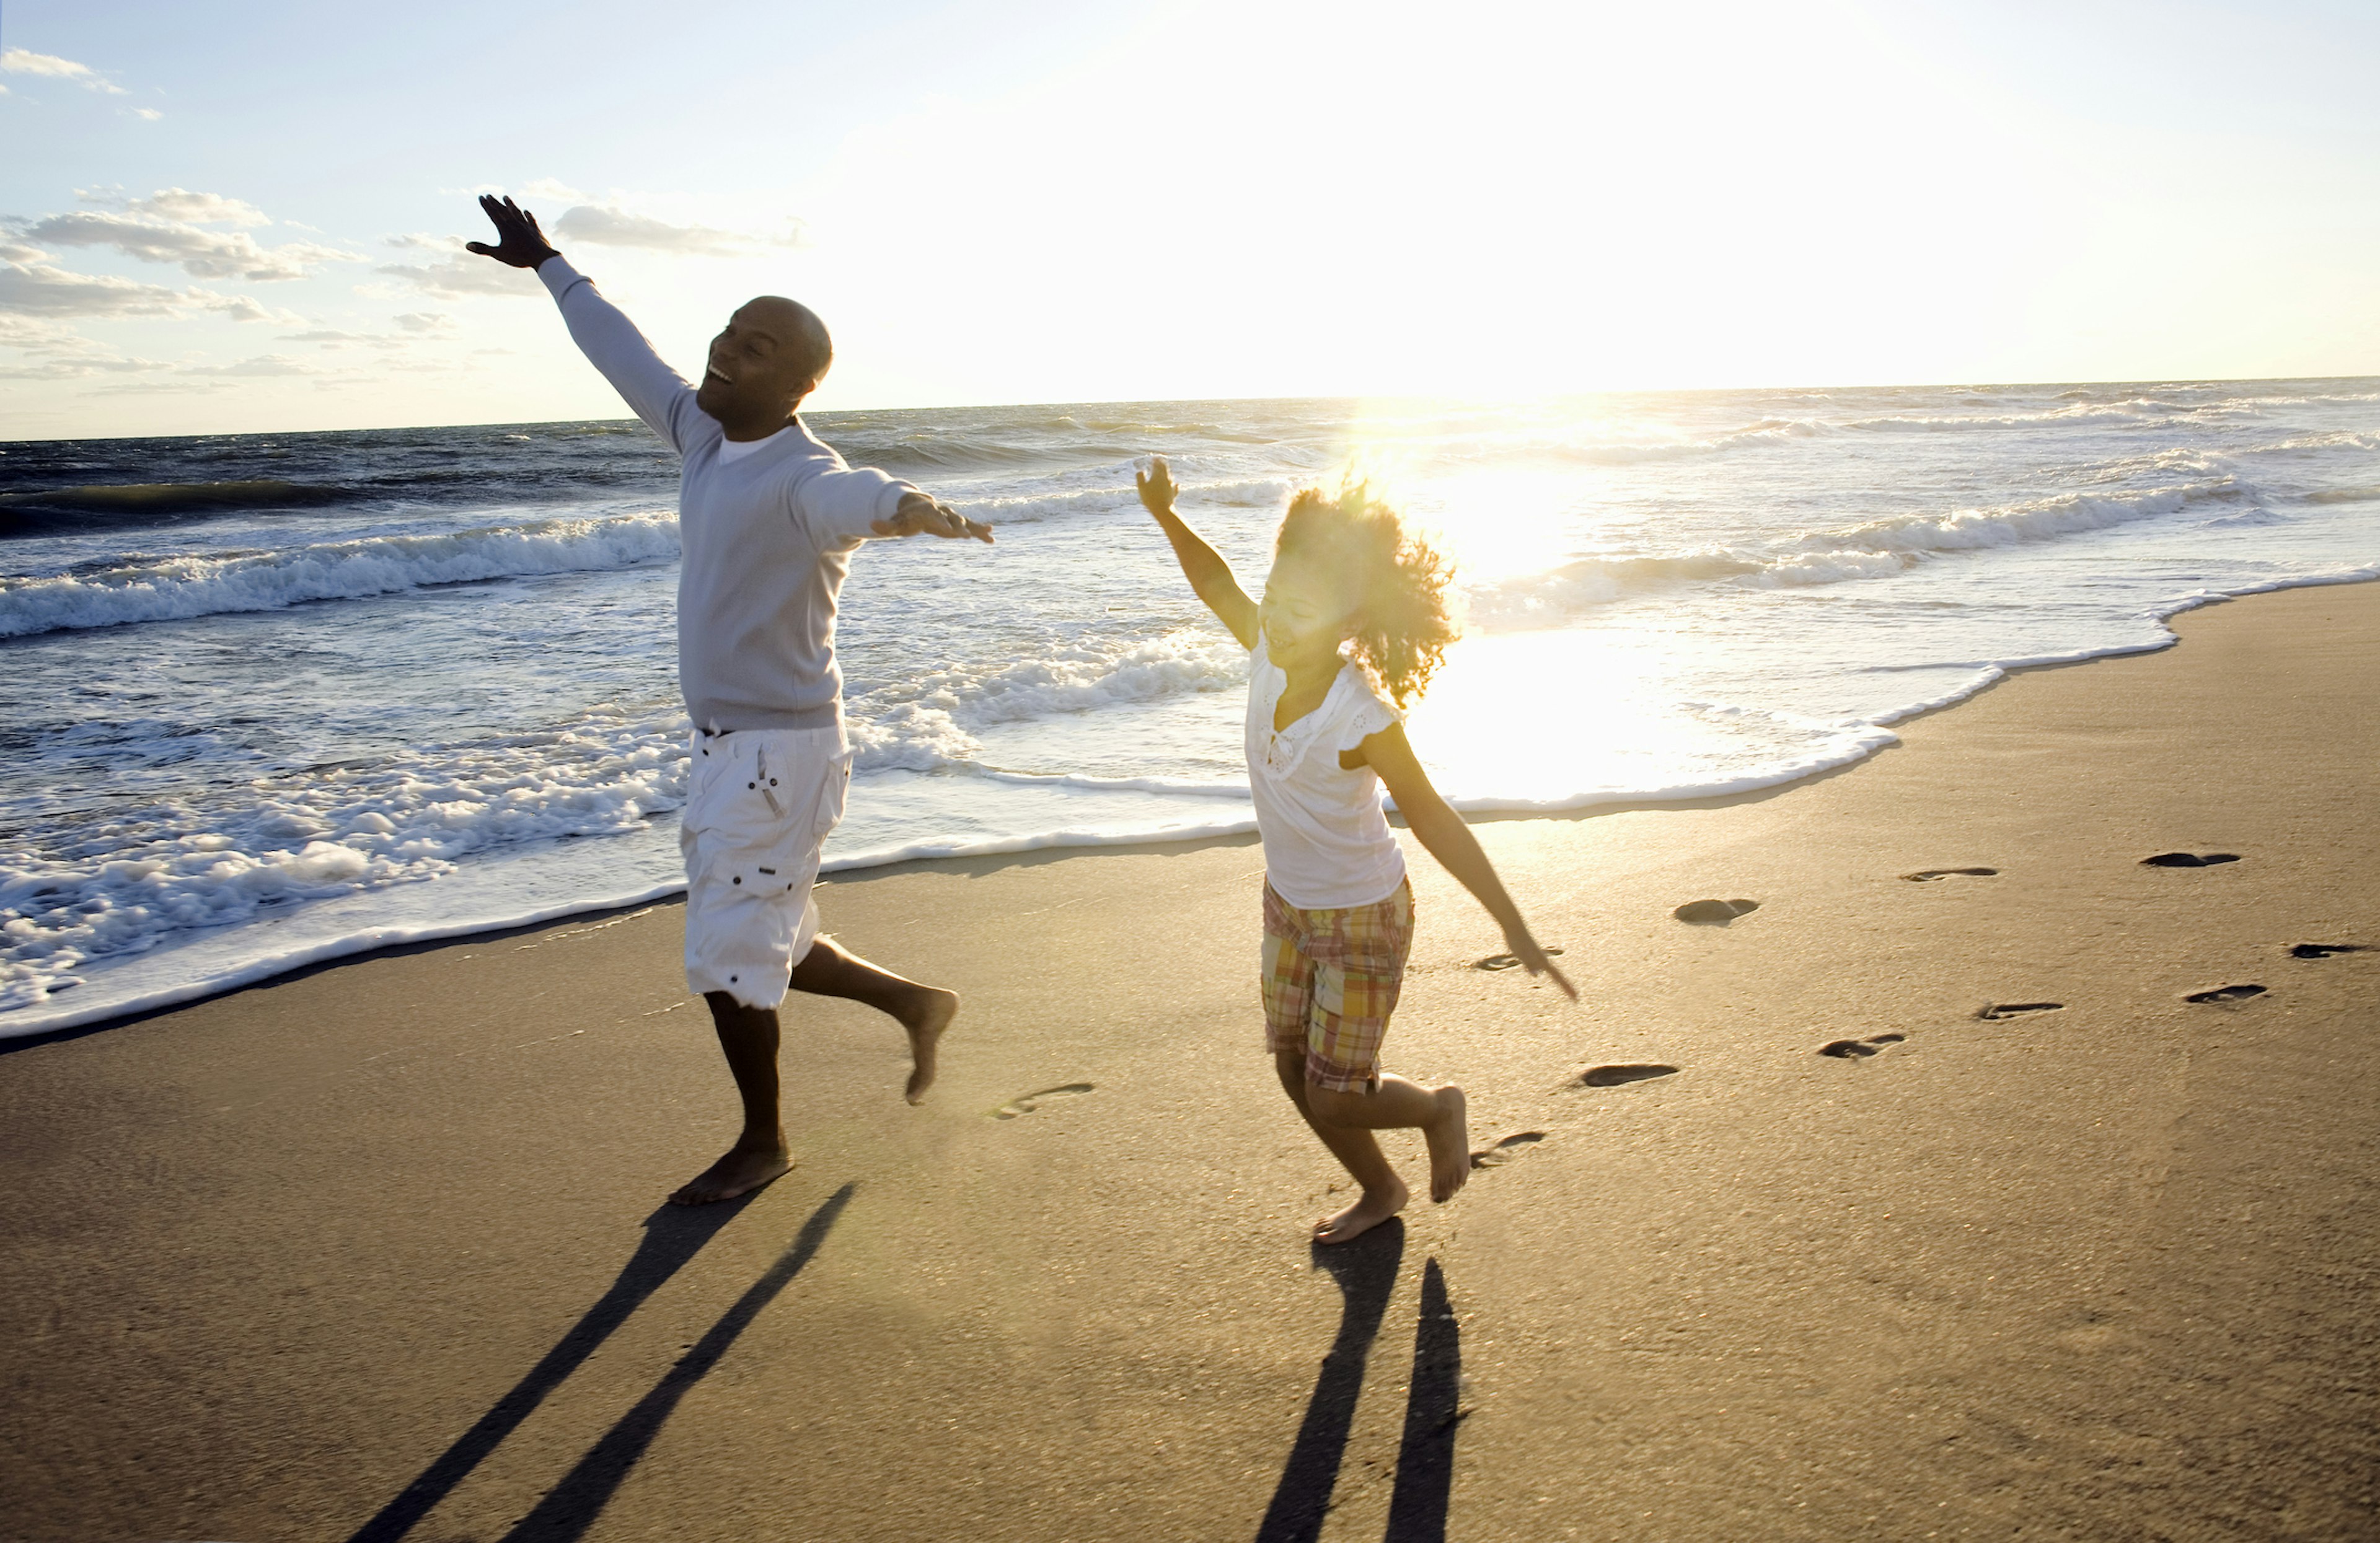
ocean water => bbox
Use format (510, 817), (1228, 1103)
(3, 382), (2376, 1037)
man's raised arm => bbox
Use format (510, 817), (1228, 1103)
(467, 195), (698, 453)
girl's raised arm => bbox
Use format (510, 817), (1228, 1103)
(1136, 455), (1258, 649)
(1360, 721), (1578, 1000)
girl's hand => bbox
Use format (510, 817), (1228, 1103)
(1135, 454), (1178, 516)
(1506, 931), (1579, 1001)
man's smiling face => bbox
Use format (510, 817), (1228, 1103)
(695, 296), (831, 432)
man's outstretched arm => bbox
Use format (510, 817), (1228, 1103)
(467, 195), (697, 452)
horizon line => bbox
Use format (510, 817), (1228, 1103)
(6, 371), (2378, 447)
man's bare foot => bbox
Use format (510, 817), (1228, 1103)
(1315, 1172), (1409, 1245)
(896, 985), (959, 1104)
(1424, 1084), (1470, 1203)
(668, 1145), (790, 1206)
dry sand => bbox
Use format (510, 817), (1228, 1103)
(3, 582), (2376, 1543)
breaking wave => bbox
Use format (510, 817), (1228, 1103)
(0, 511), (681, 638)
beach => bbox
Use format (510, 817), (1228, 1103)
(2, 579), (2373, 1542)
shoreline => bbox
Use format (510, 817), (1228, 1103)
(10, 566), (2374, 1048)
(4, 576), (2376, 1539)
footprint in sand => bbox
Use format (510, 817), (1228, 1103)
(1474, 946), (1566, 972)
(990, 1083), (1095, 1120)
(1903, 867), (1998, 882)
(1573, 1063), (1680, 1088)
(2184, 983), (2267, 1004)
(1470, 1131), (1548, 1169)
(1818, 1033), (1906, 1059)
(1977, 1001), (2063, 1021)
(2141, 851), (2241, 868)
(1673, 898), (1760, 925)
(2290, 943), (2367, 960)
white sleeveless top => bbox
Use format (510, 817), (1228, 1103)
(1245, 638), (1408, 910)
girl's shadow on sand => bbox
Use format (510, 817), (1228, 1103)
(1256, 1220), (1465, 1543)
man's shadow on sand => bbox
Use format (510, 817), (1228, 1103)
(348, 1182), (854, 1543)
(1255, 1220), (1465, 1543)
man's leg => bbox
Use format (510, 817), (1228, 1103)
(668, 992), (792, 1206)
(788, 935), (959, 1104)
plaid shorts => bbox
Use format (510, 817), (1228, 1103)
(1261, 877), (1415, 1093)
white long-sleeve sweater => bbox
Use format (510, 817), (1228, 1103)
(536, 257), (920, 732)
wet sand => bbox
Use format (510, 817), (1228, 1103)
(4, 581), (2376, 1542)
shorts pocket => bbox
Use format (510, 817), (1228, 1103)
(806, 747), (853, 846)
(692, 823), (812, 899)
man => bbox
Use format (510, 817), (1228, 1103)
(469, 194), (991, 1205)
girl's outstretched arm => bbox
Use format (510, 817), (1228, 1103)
(1136, 454), (1258, 649)
(1360, 722), (1579, 1000)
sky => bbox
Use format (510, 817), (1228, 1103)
(2, 0), (2376, 439)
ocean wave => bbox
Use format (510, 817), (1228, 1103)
(1466, 550), (1762, 622)
(974, 767), (1251, 798)
(964, 475), (1294, 528)
(847, 630), (1248, 770)
(0, 703), (690, 1014)
(1465, 479), (2237, 621)
(0, 511), (681, 638)
(1797, 477), (2234, 558)
(1839, 403), (2171, 433)
(2266, 432), (2380, 455)
(0, 480), (357, 529)
(2303, 485), (2380, 506)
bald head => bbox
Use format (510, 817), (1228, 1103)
(746, 296), (832, 393)
(696, 295), (835, 439)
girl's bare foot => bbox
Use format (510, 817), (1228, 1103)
(668, 1145), (790, 1206)
(1315, 1172), (1408, 1245)
(897, 986), (959, 1103)
(1424, 1084), (1470, 1203)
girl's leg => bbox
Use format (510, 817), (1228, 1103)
(1307, 1073), (1471, 1207)
(1275, 1048), (1409, 1243)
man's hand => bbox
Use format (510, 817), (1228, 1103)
(1135, 454), (1178, 517)
(874, 491), (994, 543)
(464, 195), (560, 269)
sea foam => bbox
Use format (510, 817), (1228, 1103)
(0, 511), (681, 638)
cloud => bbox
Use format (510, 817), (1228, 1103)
(0, 258), (298, 322)
(371, 253), (544, 298)
(0, 351), (165, 380)
(14, 209), (355, 281)
(131, 107), (162, 121)
(183, 353), (316, 377)
(0, 315), (167, 378)
(279, 320), (446, 351)
(552, 204), (804, 256)
(0, 48), (126, 92)
(79, 187), (271, 226)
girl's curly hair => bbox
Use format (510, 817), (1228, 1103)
(1274, 480), (1458, 708)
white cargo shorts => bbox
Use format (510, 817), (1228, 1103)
(680, 725), (853, 1009)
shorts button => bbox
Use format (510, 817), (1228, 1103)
(747, 781), (756, 789)
(732, 875), (742, 885)
(769, 778), (777, 786)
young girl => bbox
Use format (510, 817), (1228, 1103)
(1136, 455), (1576, 1245)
